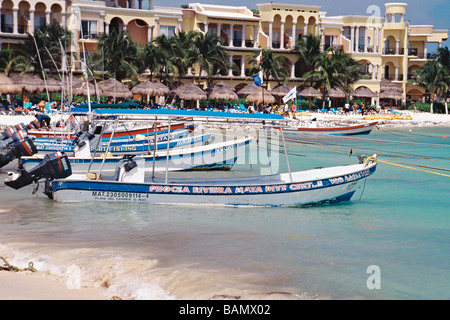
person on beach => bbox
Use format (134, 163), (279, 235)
(36, 113), (51, 128)
(352, 102), (358, 114)
(344, 102), (350, 115)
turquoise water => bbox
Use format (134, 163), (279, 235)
(0, 126), (449, 300)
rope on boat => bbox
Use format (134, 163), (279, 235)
(374, 159), (450, 178)
(0, 256), (37, 272)
(266, 138), (450, 177)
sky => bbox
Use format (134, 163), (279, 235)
(153, 0), (449, 50)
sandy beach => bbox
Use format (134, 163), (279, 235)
(0, 271), (107, 300)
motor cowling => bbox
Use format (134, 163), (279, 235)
(0, 137), (37, 168)
(4, 151), (72, 190)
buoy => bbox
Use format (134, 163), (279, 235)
(442, 136), (447, 138)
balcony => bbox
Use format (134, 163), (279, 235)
(385, 74), (404, 81)
(384, 48), (405, 55)
(79, 31), (100, 40)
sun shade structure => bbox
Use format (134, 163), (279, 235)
(172, 83), (207, 101)
(72, 81), (102, 97)
(328, 87), (346, 98)
(351, 86), (377, 98)
(10, 74), (46, 94)
(0, 74), (21, 94)
(245, 87), (275, 104)
(98, 78), (132, 99)
(270, 84), (292, 97)
(131, 80), (170, 96)
(236, 82), (260, 96)
(209, 87), (239, 101)
(380, 79), (403, 93)
(300, 87), (322, 109)
(379, 89), (403, 100)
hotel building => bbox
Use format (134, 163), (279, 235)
(0, 1), (447, 105)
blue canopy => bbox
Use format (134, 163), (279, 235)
(67, 108), (284, 121)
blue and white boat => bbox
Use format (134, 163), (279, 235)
(20, 136), (252, 174)
(46, 157), (377, 206)
(33, 133), (211, 154)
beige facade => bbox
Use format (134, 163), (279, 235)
(0, 1), (447, 105)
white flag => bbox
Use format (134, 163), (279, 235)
(282, 86), (297, 103)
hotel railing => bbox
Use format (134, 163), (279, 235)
(384, 48), (405, 55)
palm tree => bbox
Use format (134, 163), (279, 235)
(191, 32), (229, 86)
(303, 47), (362, 102)
(413, 60), (448, 113)
(171, 30), (197, 83)
(0, 47), (29, 76)
(292, 34), (322, 79)
(153, 34), (176, 85)
(90, 29), (138, 81)
(249, 49), (289, 89)
(20, 22), (71, 77)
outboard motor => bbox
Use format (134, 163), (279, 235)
(0, 130), (29, 151)
(0, 137), (37, 168)
(4, 151), (72, 190)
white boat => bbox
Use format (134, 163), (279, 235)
(20, 136), (252, 174)
(281, 121), (378, 135)
(33, 133), (211, 154)
(46, 157), (377, 206)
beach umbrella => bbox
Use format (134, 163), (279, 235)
(380, 79), (403, 93)
(245, 87), (275, 105)
(10, 74), (46, 94)
(379, 89), (403, 100)
(131, 80), (170, 97)
(301, 86), (321, 109)
(270, 84), (292, 97)
(237, 82), (260, 96)
(44, 78), (63, 93)
(209, 81), (236, 92)
(328, 87), (346, 98)
(351, 86), (377, 98)
(209, 87), (239, 108)
(351, 86), (377, 110)
(172, 83), (207, 101)
(270, 84), (293, 109)
(0, 74), (21, 94)
(328, 87), (346, 108)
(98, 78), (132, 99)
(72, 81), (102, 97)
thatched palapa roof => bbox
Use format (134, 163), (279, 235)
(131, 80), (170, 96)
(172, 83), (207, 100)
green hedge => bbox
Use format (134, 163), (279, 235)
(408, 102), (447, 113)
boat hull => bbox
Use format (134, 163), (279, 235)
(283, 121), (378, 135)
(28, 123), (188, 140)
(21, 138), (251, 174)
(50, 162), (377, 207)
(33, 133), (211, 154)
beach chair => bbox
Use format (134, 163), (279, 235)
(390, 109), (400, 114)
(330, 108), (338, 114)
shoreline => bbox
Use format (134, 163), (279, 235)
(0, 111), (449, 130)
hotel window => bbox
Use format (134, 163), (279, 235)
(81, 20), (98, 39)
(233, 29), (242, 47)
(160, 25), (176, 39)
(324, 35), (337, 50)
(35, 15), (46, 30)
(1, 13), (13, 33)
